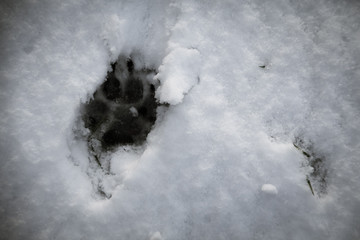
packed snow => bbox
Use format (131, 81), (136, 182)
(1, 0), (360, 239)
(261, 184), (278, 195)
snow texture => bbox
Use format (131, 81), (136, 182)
(1, 0), (360, 239)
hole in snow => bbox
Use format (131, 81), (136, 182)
(82, 56), (159, 149)
(73, 53), (164, 198)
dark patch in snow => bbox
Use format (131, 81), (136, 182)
(75, 54), (163, 198)
(293, 137), (328, 197)
(82, 56), (159, 150)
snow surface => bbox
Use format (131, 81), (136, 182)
(1, 0), (360, 239)
(261, 184), (278, 195)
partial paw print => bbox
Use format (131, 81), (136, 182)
(293, 137), (328, 197)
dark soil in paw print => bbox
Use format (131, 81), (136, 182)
(102, 71), (122, 101)
(83, 100), (109, 132)
(124, 78), (143, 103)
(81, 55), (161, 155)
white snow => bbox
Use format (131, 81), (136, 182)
(1, 0), (360, 239)
(261, 184), (278, 195)
(129, 106), (139, 117)
(149, 231), (163, 240)
(155, 47), (201, 105)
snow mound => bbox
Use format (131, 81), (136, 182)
(155, 47), (201, 105)
(261, 184), (278, 195)
(149, 231), (163, 240)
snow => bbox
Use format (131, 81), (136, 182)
(1, 0), (360, 239)
(261, 184), (278, 195)
(129, 106), (139, 117)
(150, 231), (163, 240)
(155, 47), (201, 105)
